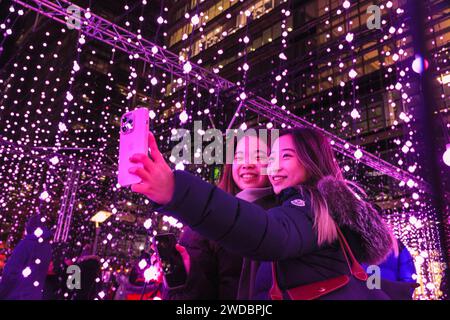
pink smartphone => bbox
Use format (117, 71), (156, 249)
(118, 107), (149, 186)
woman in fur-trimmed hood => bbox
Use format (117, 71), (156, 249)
(128, 128), (396, 300)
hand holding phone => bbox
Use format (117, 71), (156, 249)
(127, 130), (176, 205)
(153, 233), (187, 289)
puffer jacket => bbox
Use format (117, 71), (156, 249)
(158, 171), (394, 300)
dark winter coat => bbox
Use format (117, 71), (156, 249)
(164, 193), (276, 300)
(0, 215), (52, 300)
(158, 171), (394, 300)
(71, 255), (101, 300)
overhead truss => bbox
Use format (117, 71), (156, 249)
(11, 0), (430, 192)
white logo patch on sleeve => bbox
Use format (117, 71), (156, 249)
(291, 199), (306, 207)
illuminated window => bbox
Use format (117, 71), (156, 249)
(253, 36), (262, 49)
(168, 0), (281, 48)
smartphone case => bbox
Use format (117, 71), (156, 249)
(118, 107), (149, 186)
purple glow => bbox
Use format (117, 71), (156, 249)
(3, 0), (446, 301)
(33, 227), (43, 237)
(22, 267), (32, 278)
(349, 69), (358, 79)
(144, 219), (152, 229)
(183, 61), (192, 73)
(412, 55), (429, 74)
(144, 265), (160, 282)
(138, 259), (147, 270)
(443, 144), (450, 167)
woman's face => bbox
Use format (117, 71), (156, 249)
(268, 134), (308, 194)
(232, 136), (270, 190)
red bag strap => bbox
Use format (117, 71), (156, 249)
(335, 226), (368, 281)
(270, 262), (284, 300)
(270, 225), (367, 300)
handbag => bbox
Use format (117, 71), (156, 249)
(270, 226), (368, 300)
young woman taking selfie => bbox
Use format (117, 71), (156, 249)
(128, 128), (395, 300)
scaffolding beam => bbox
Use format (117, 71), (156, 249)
(12, 0), (430, 192)
(53, 164), (80, 242)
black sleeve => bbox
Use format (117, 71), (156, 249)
(160, 171), (318, 261)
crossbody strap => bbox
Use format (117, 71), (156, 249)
(335, 226), (368, 281)
(270, 224), (367, 300)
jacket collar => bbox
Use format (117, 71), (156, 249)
(276, 186), (301, 203)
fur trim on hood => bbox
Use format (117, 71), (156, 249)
(317, 176), (394, 265)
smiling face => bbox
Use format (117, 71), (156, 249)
(268, 134), (308, 194)
(232, 135), (270, 190)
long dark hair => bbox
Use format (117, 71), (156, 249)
(217, 164), (240, 195)
(281, 128), (397, 254)
(279, 128), (374, 245)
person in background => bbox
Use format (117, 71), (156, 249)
(439, 267), (449, 299)
(164, 131), (276, 300)
(0, 215), (52, 300)
(0, 241), (7, 277)
(43, 242), (76, 300)
(71, 244), (101, 300)
(378, 239), (416, 283)
(363, 205), (415, 284)
(359, 206), (417, 299)
(114, 254), (162, 300)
